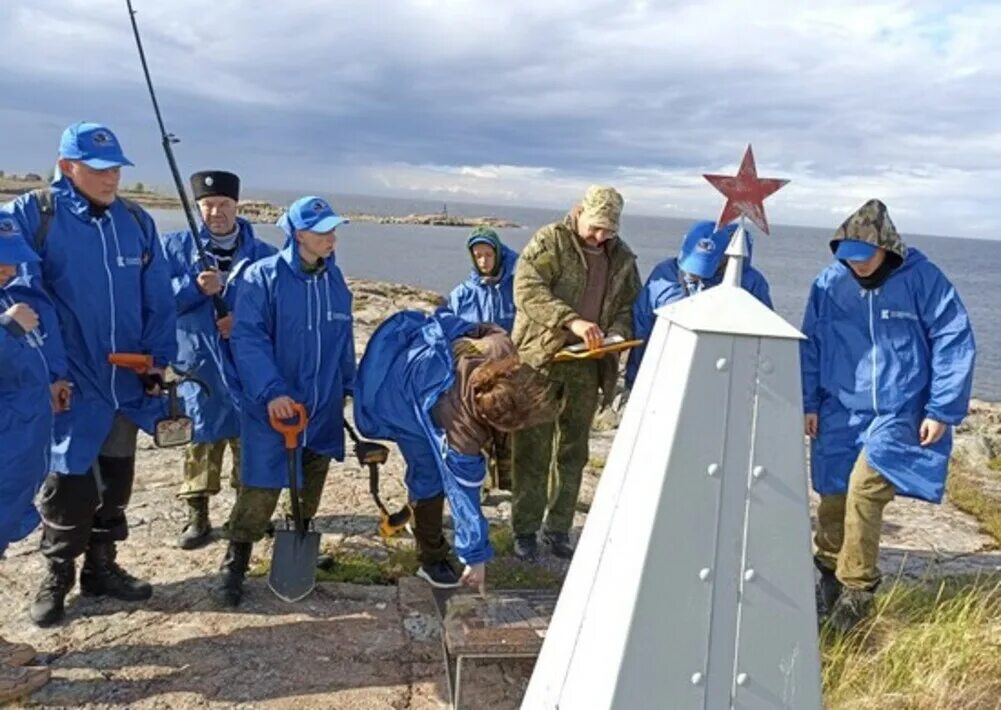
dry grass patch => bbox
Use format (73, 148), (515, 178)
(823, 574), (1001, 710)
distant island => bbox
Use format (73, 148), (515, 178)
(0, 173), (521, 229)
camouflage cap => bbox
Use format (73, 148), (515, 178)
(831, 198), (906, 259)
(579, 185), (624, 231)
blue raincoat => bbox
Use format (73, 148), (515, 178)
(801, 248), (975, 502)
(231, 230), (355, 489)
(161, 219), (276, 442)
(626, 227), (772, 387)
(2, 176), (176, 474)
(0, 259), (65, 553)
(438, 245), (518, 333)
(353, 311), (493, 565)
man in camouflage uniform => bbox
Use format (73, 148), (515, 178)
(510, 185), (641, 560)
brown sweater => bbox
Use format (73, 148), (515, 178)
(576, 242), (610, 324)
(431, 330), (517, 455)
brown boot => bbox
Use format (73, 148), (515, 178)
(0, 637), (36, 667)
(0, 663), (50, 703)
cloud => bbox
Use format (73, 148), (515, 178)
(0, 0), (998, 237)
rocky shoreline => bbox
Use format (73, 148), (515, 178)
(0, 277), (997, 708)
(0, 176), (522, 229)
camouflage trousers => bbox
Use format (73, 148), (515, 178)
(814, 451), (896, 591)
(482, 431), (513, 492)
(511, 360), (600, 536)
(178, 439), (241, 499)
(224, 448), (331, 543)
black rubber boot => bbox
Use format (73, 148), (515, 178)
(215, 541), (252, 608)
(79, 542), (153, 601)
(29, 559), (75, 627)
(177, 497), (212, 550)
(542, 530), (575, 560)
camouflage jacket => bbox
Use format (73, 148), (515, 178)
(512, 213), (641, 406)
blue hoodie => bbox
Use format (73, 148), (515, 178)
(439, 244), (518, 333)
(353, 311), (493, 565)
(801, 247), (975, 502)
(230, 219), (355, 488)
(160, 218), (277, 442)
(0, 260), (66, 553)
(2, 175), (176, 474)
(626, 221), (773, 387)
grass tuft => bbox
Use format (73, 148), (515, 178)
(249, 523), (562, 589)
(823, 574), (1001, 710)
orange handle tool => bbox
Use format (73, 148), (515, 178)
(108, 353), (154, 373)
(269, 402), (309, 449)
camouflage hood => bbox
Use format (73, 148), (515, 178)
(830, 199), (907, 259)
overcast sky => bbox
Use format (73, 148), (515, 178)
(1, 0), (999, 238)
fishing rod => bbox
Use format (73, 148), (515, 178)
(125, 0), (227, 318)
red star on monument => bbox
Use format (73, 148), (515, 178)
(703, 145), (788, 234)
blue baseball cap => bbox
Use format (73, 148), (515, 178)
(0, 216), (39, 265)
(58, 122), (134, 170)
(834, 239), (878, 262)
(678, 221), (738, 279)
(286, 196), (349, 234)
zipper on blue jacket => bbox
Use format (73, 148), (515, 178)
(305, 276), (323, 448)
(96, 218), (119, 410)
(867, 289), (879, 417)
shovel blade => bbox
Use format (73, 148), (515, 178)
(268, 529), (321, 602)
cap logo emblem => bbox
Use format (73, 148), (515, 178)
(92, 130), (112, 146)
(312, 200), (326, 213)
(0, 218), (18, 236)
(696, 237), (716, 253)
(204, 176), (214, 187)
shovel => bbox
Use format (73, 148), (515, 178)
(267, 402), (321, 602)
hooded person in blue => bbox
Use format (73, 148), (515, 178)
(801, 199), (975, 632)
(2, 122), (177, 627)
(0, 228), (55, 710)
(625, 220), (773, 388)
(354, 311), (550, 591)
(160, 170), (276, 551)
(0, 224), (65, 692)
(437, 226), (519, 492)
(439, 226), (518, 333)
(0, 228), (58, 698)
(213, 196), (355, 607)
(0, 218), (66, 559)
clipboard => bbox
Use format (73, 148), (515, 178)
(553, 336), (644, 362)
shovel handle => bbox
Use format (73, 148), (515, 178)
(108, 352), (154, 373)
(270, 402), (308, 449)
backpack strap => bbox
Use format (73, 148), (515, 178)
(29, 190), (153, 264)
(30, 188), (54, 253)
(118, 197), (155, 270)
(118, 197), (150, 243)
